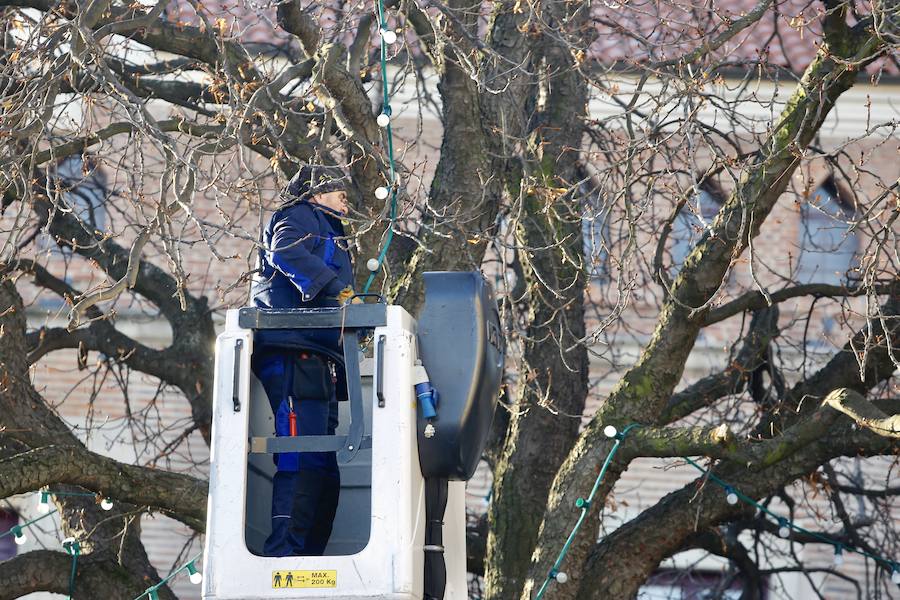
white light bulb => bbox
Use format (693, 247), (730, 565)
(778, 525), (791, 539)
(726, 491), (739, 505)
(13, 531), (26, 546)
(376, 113), (391, 128)
(375, 186), (389, 200)
(366, 258), (380, 272)
(100, 498), (114, 511)
(603, 425), (617, 438)
(554, 572), (568, 584)
(833, 550), (844, 567)
(381, 29), (397, 44)
(891, 569), (900, 584)
(190, 570), (203, 585)
(37, 501), (50, 514)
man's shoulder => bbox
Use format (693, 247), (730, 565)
(271, 200), (320, 226)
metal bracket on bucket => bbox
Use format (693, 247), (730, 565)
(249, 435), (373, 454)
(239, 304), (386, 464)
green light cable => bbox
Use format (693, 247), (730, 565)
(362, 0), (399, 294)
(63, 538), (80, 600)
(133, 552), (203, 600)
(0, 508), (58, 540)
(681, 456), (900, 574)
(533, 430), (900, 598)
(533, 424), (640, 600)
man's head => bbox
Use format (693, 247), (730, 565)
(312, 189), (348, 215)
(285, 165), (350, 214)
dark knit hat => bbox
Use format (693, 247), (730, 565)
(284, 165), (349, 204)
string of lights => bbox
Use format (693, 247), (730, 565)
(0, 490), (115, 594)
(680, 456), (900, 582)
(533, 424), (640, 600)
(132, 552), (204, 599)
(63, 537), (81, 600)
(4, 489), (202, 597)
(533, 424), (900, 599)
(362, 0), (400, 294)
(0, 507), (57, 545)
(36, 489), (115, 513)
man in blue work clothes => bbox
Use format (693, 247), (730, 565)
(250, 164), (355, 557)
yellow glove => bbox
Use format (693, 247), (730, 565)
(336, 286), (362, 305)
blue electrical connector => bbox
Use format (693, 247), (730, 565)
(416, 381), (439, 419)
(412, 360), (439, 437)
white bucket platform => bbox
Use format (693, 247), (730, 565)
(202, 304), (467, 600)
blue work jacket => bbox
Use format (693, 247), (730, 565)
(251, 199), (353, 350)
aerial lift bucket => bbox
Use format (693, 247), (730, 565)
(202, 272), (504, 600)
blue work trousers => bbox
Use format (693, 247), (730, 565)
(252, 350), (340, 556)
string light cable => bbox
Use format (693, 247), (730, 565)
(679, 456), (900, 580)
(3, 490), (202, 599)
(533, 424), (900, 598)
(36, 489), (115, 513)
(0, 507), (58, 545)
(63, 537), (81, 600)
(133, 552), (204, 599)
(533, 423), (641, 600)
(362, 0), (400, 294)
(0, 489), (114, 595)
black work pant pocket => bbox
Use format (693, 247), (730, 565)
(292, 354), (334, 400)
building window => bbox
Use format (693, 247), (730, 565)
(796, 177), (857, 285)
(583, 212), (611, 281)
(582, 182), (611, 282)
(36, 155), (110, 310)
(670, 185), (723, 274)
(51, 154), (109, 232)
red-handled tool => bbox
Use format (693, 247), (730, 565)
(287, 397), (298, 437)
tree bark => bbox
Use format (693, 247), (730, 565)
(0, 550), (148, 600)
(0, 446), (207, 531)
(525, 15), (888, 600)
(0, 280), (180, 598)
(485, 4), (591, 597)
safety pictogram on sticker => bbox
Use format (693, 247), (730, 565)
(272, 570), (337, 589)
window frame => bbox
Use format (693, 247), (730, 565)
(795, 176), (858, 286)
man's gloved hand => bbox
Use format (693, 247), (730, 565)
(336, 285), (363, 305)
(323, 279), (362, 304)
(336, 286), (354, 304)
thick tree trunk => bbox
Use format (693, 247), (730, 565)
(524, 17), (884, 600)
(389, 0), (504, 312)
(0, 280), (183, 598)
(485, 8), (591, 597)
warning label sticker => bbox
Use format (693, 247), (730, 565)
(272, 570), (337, 589)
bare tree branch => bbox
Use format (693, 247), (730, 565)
(824, 388), (900, 439)
(0, 446), (207, 530)
(0, 550), (149, 600)
(704, 280), (898, 326)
